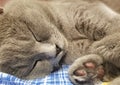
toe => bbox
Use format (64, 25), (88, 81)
(96, 66), (105, 80)
(84, 61), (96, 69)
(74, 69), (87, 76)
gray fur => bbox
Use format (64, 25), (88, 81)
(0, 0), (120, 85)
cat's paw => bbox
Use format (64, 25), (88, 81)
(73, 62), (104, 83)
(68, 54), (104, 85)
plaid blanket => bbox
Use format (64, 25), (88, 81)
(0, 65), (105, 85)
(0, 65), (73, 85)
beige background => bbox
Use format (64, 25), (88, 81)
(0, 0), (120, 13)
(90, 0), (120, 13)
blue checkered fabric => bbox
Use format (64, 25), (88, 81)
(0, 65), (73, 85)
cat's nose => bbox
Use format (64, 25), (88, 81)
(56, 44), (62, 55)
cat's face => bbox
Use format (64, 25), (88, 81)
(0, 14), (59, 79)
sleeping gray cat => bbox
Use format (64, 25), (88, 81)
(0, 0), (120, 85)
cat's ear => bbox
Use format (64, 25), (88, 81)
(0, 8), (3, 14)
(0, 0), (10, 14)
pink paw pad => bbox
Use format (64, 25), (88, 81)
(74, 61), (105, 80)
